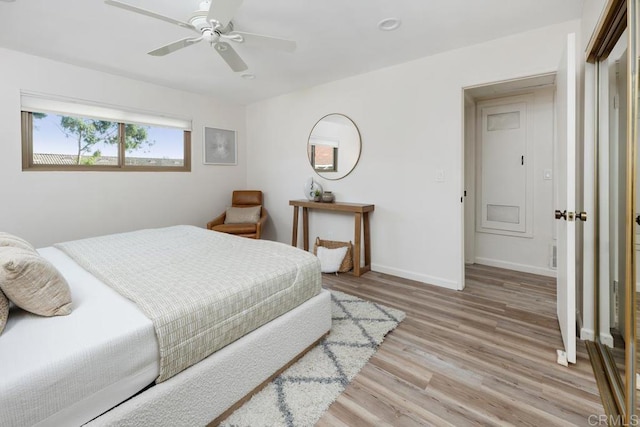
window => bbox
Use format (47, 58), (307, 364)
(309, 145), (338, 172)
(21, 93), (191, 171)
(308, 136), (339, 172)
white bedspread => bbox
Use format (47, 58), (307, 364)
(0, 247), (159, 427)
(55, 225), (321, 382)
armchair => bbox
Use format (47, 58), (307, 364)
(206, 190), (268, 239)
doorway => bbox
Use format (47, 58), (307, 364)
(463, 74), (558, 280)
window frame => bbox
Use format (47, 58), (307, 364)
(21, 111), (191, 172)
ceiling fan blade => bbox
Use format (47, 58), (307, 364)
(214, 42), (248, 72)
(207, 0), (243, 29)
(148, 37), (203, 57)
(227, 31), (296, 53)
(104, 0), (199, 33)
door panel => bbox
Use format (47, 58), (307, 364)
(556, 33), (577, 364)
(478, 102), (528, 233)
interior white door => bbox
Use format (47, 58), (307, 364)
(555, 33), (577, 365)
(479, 102), (528, 233)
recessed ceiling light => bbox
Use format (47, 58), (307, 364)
(377, 18), (401, 31)
(240, 73), (256, 80)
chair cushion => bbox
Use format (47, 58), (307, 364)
(212, 223), (258, 235)
(224, 206), (261, 224)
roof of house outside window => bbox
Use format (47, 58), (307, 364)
(32, 153), (183, 167)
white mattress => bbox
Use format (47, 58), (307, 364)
(0, 247), (160, 427)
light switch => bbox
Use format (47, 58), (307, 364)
(543, 169), (552, 180)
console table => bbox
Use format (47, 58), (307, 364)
(289, 200), (374, 277)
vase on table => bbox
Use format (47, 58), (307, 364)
(303, 177), (323, 201)
(321, 191), (335, 203)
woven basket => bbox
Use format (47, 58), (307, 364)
(313, 237), (353, 273)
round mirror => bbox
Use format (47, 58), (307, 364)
(307, 114), (361, 180)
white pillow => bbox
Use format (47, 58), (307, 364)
(316, 246), (348, 274)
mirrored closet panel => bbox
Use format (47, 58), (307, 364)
(599, 26), (629, 410)
(587, 0), (639, 423)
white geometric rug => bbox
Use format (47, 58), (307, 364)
(219, 290), (406, 427)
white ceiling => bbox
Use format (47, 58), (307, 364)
(0, 0), (584, 105)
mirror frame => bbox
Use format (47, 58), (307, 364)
(307, 113), (362, 180)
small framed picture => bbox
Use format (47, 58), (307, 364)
(203, 127), (237, 165)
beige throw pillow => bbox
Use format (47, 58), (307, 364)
(0, 248), (72, 317)
(0, 290), (8, 335)
(224, 206), (261, 224)
(0, 232), (36, 252)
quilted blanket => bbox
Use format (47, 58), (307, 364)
(55, 225), (321, 382)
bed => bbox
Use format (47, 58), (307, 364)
(0, 226), (331, 426)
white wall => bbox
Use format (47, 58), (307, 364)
(581, 0), (608, 50)
(246, 20), (581, 290)
(0, 48), (247, 248)
(473, 88), (556, 277)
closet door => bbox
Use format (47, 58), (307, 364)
(585, 0), (639, 422)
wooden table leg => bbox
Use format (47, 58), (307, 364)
(353, 212), (362, 276)
(303, 207), (309, 251)
(291, 206), (299, 247)
(362, 212), (371, 274)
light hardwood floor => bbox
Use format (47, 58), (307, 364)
(316, 264), (604, 426)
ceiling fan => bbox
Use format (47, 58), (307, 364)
(104, 0), (296, 73)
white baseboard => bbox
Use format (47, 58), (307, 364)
(580, 328), (595, 341)
(599, 332), (614, 348)
(577, 314), (593, 341)
(474, 257), (557, 278)
(371, 263), (461, 290)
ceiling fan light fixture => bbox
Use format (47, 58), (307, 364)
(377, 17), (401, 31)
(105, 0), (296, 73)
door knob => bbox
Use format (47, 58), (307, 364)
(636, 215), (640, 226)
(555, 210), (567, 220)
(576, 212), (587, 222)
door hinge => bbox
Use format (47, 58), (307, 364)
(521, 155), (524, 165)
